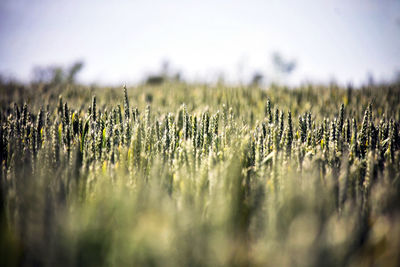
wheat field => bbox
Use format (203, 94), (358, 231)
(1, 81), (400, 266)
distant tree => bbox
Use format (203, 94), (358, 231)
(250, 71), (263, 87)
(31, 61), (84, 84)
(146, 75), (164, 85)
(272, 52), (296, 75)
(394, 71), (400, 85)
(51, 67), (64, 84)
(271, 52), (296, 84)
(366, 72), (375, 86)
(32, 66), (56, 84)
(145, 60), (182, 85)
(67, 61), (84, 84)
(173, 72), (181, 82)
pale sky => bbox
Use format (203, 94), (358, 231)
(1, 0), (399, 85)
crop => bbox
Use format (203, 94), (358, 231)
(1, 81), (400, 266)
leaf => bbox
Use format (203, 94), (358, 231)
(102, 127), (106, 147)
(262, 151), (274, 165)
(80, 115), (91, 152)
(58, 124), (62, 143)
(381, 138), (390, 147)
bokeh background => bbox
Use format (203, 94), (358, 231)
(1, 0), (400, 85)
